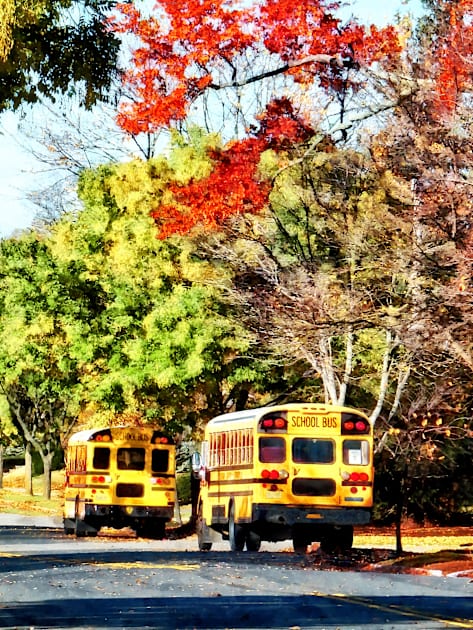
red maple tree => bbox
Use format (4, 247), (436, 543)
(111, 0), (402, 237)
(428, 0), (473, 115)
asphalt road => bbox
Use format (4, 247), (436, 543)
(0, 525), (472, 630)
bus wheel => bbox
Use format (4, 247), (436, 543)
(228, 503), (245, 552)
(246, 529), (261, 552)
(320, 525), (353, 553)
(197, 503), (212, 551)
(137, 519), (165, 539)
(338, 525), (354, 551)
(74, 498), (86, 537)
(292, 535), (308, 554)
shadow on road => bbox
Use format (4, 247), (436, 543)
(0, 593), (472, 629)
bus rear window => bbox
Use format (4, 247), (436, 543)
(93, 447), (110, 470)
(259, 437), (286, 463)
(152, 449), (169, 474)
(343, 440), (370, 465)
(292, 438), (334, 464)
(117, 448), (145, 470)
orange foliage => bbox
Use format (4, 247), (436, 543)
(111, 0), (401, 135)
(431, 0), (473, 115)
(111, 0), (402, 237)
(151, 99), (312, 238)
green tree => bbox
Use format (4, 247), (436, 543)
(49, 149), (261, 435)
(0, 0), (121, 111)
(0, 235), (102, 497)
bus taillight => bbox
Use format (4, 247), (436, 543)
(91, 475), (107, 483)
(342, 471), (370, 485)
(259, 415), (288, 432)
(261, 469), (278, 479)
(151, 477), (171, 485)
(341, 414), (370, 435)
(261, 468), (288, 480)
(352, 472), (369, 482)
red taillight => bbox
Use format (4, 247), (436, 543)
(358, 472), (369, 482)
(94, 434), (110, 442)
(344, 421), (354, 431)
(350, 487), (358, 494)
(261, 469), (279, 479)
(350, 472), (360, 482)
(356, 421), (366, 431)
(260, 416), (287, 431)
(159, 437), (168, 444)
(91, 475), (106, 483)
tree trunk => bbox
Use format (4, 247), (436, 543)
(25, 442), (33, 496)
(173, 501), (182, 526)
(394, 474), (405, 556)
(395, 510), (403, 556)
(0, 444), (3, 489)
(41, 452), (53, 499)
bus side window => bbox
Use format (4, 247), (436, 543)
(152, 449), (169, 474)
(259, 437), (286, 463)
(343, 440), (370, 465)
(93, 447), (110, 470)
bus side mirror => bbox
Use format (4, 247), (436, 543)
(191, 452), (201, 478)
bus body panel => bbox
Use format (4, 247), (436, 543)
(194, 403), (373, 552)
(64, 426), (176, 538)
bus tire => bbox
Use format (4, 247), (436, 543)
(292, 535), (308, 554)
(320, 525), (353, 553)
(338, 525), (354, 551)
(246, 529), (261, 552)
(228, 503), (245, 552)
(197, 503), (212, 551)
(75, 519), (87, 537)
(137, 519), (165, 539)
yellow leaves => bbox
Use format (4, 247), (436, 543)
(419, 440), (437, 459)
(0, 0), (15, 61)
(25, 313), (55, 338)
(379, 170), (413, 205)
(457, 275), (467, 292)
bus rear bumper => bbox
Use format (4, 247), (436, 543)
(85, 504), (174, 521)
(252, 504), (371, 527)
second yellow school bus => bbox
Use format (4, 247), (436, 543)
(192, 403), (373, 552)
(64, 426), (176, 538)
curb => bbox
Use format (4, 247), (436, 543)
(0, 513), (62, 528)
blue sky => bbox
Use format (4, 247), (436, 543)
(0, 0), (423, 238)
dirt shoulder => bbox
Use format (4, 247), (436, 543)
(351, 525), (473, 577)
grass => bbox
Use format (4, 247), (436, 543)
(0, 468), (64, 517)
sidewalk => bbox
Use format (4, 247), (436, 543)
(0, 513), (63, 528)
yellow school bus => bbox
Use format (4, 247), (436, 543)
(64, 426), (176, 538)
(192, 403), (373, 553)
